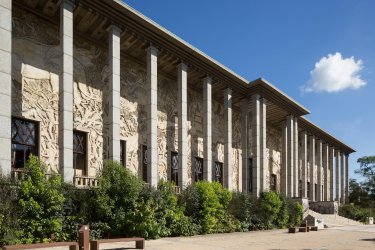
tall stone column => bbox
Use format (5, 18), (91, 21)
(0, 0), (12, 175)
(287, 115), (294, 197)
(323, 143), (329, 201)
(341, 153), (345, 204)
(329, 147), (335, 201)
(345, 154), (349, 203)
(146, 46), (158, 187)
(178, 63), (188, 188)
(224, 88), (232, 191)
(309, 135), (315, 201)
(203, 76), (212, 182)
(294, 118), (299, 196)
(335, 150), (340, 202)
(316, 140), (323, 201)
(281, 121), (288, 196)
(252, 94), (261, 196)
(59, 0), (75, 183)
(241, 97), (249, 192)
(260, 97), (267, 191)
(108, 24), (121, 161)
(301, 131), (308, 198)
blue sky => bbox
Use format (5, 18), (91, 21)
(124, 0), (375, 181)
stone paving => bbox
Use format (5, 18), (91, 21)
(16, 225), (375, 250)
(99, 225), (375, 250)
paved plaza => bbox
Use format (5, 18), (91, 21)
(98, 225), (375, 250)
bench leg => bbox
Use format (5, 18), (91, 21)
(136, 240), (145, 249)
(91, 241), (99, 250)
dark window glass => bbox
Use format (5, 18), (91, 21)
(248, 158), (253, 192)
(214, 161), (223, 185)
(141, 145), (147, 182)
(73, 131), (87, 175)
(171, 152), (178, 185)
(120, 140), (126, 167)
(11, 117), (39, 168)
(299, 180), (302, 197)
(315, 183), (318, 200)
(270, 174), (277, 191)
(307, 182), (311, 199)
(194, 157), (203, 182)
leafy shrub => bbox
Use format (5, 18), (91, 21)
(256, 191), (282, 229)
(228, 192), (256, 231)
(60, 183), (93, 241)
(93, 160), (143, 237)
(275, 194), (289, 228)
(339, 203), (375, 223)
(0, 175), (19, 246)
(17, 155), (65, 243)
(288, 202), (304, 227)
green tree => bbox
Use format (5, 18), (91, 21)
(349, 179), (371, 206)
(356, 156), (375, 199)
(17, 155), (65, 243)
(93, 160), (143, 237)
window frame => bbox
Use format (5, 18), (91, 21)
(270, 174), (277, 191)
(170, 151), (179, 185)
(141, 144), (147, 182)
(194, 156), (204, 182)
(11, 116), (40, 169)
(120, 140), (127, 167)
(73, 130), (88, 176)
(213, 161), (223, 186)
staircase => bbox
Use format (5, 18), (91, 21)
(306, 209), (363, 227)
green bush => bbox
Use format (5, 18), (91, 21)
(256, 191), (282, 229)
(93, 160), (143, 238)
(275, 194), (289, 228)
(288, 202), (304, 227)
(228, 192), (257, 231)
(339, 203), (375, 222)
(0, 175), (19, 246)
(17, 155), (65, 243)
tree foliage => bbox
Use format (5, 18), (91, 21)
(17, 155), (65, 243)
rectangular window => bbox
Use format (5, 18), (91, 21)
(307, 182), (310, 199)
(315, 183), (318, 200)
(194, 157), (203, 182)
(120, 140), (127, 167)
(11, 117), (39, 168)
(141, 145), (147, 182)
(214, 161), (223, 185)
(171, 152), (178, 185)
(248, 158), (253, 192)
(73, 131), (87, 176)
(299, 180), (302, 197)
(270, 174), (277, 191)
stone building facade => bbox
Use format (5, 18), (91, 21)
(0, 0), (354, 203)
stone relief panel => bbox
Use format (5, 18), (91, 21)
(232, 112), (242, 191)
(73, 38), (108, 177)
(12, 8), (60, 173)
(267, 126), (282, 191)
(120, 59), (147, 176)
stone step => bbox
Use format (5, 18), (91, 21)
(306, 209), (362, 227)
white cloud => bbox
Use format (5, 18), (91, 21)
(302, 52), (366, 93)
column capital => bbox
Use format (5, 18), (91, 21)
(178, 62), (188, 71)
(202, 75), (212, 83)
(146, 45), (159, 55)
(63, 0), (76, 9)
(108, 23), (122, 33)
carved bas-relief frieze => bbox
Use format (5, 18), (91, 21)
(12, 8), (60, 173)
(267, 126), (282, 191)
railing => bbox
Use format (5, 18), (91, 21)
(158, 184), (182, 195)
(73, 176), (98, 188)
(11, 168), (60, 181)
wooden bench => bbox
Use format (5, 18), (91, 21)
(2, 242), (79, 250)
(91, 237), (145, 250)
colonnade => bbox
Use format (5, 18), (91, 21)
(0, 0), (350, 204)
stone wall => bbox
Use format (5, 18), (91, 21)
(266, 126), (282, 191)
(11, 7), (243, 189)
